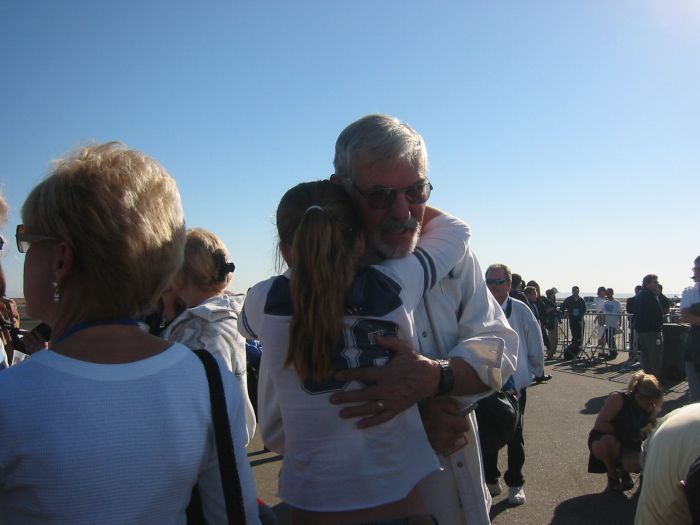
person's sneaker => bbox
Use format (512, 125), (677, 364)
(620, 473), (635, 491)
(508, 486), (526, 505)
(486, 480), (502, 497)
(534, 374), (552, 383)
(607, 476), (624, 492)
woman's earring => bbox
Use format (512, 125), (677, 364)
(52, 281), (60, 303)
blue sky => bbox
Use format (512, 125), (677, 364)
(1, 0), (698, 300)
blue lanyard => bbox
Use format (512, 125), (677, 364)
(53, 319), (139, 346)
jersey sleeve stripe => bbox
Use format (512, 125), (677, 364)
(413, 248), (430, 296)
(415, 246), (437, 290)
(239, 309), (257, 340)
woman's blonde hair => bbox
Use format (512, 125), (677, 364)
(277, 180), (361, 381)
(180, 228), (234, 293)
(21, 142), (186, 319)
(626, 371), (663, 401)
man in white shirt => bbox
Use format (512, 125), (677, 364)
(328, 114), (518, 525)
(602, 288), (623, 357)
(484, 263), (545, 506)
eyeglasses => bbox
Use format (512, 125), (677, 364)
(486, 278), (508, 286)
(345, 177), (433, 210)
(15, 224), (61, 253)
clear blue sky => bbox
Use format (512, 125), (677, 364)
(1, 0), (698, 300)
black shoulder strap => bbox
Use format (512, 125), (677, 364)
(193, 349), (248, 525)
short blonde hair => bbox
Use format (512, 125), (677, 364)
(21, 142), (185, 319)
(180, 228), (233, 293)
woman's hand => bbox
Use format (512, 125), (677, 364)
(648, 402), (661, 423)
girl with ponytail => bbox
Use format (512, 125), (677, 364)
(240, 180), (470, 524)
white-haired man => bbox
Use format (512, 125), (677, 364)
(484, 263), (545, 506)
(328, 114), (518, 525)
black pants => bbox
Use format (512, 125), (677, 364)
(483, 388), (527, 487)
(570, 319), (583, 348)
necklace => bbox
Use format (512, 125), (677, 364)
(53, 319), (139, 346)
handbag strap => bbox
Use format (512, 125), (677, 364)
(193, 349), (247, 524)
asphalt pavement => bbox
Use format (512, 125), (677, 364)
(246, 353), (690, 524)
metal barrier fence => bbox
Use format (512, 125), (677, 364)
(551, 310), (680, 357)
(553, 311), (633, 357)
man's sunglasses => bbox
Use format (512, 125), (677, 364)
(15, 224), (61, 253)
(345, 177), (433, 210)
(485, 278), (508, 285)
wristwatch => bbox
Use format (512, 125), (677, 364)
(436, 359), (455, 396)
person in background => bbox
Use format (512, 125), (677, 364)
(326, 114), (518, 525)
(140, 285), (186, 336)
(524, 285), (552, 382)
(560, 286), (586, 356)
(624, 284), (644, 369)
(162, 227), (256, 441)
(587, 371), (663, 493)
(543, 288), (560, 357)
(635, 274), (664, 380)
(510, 273), (530, 305)
(595, 286), (608, 347)
(0, 192), (27, 370)
(0, 142), (260, 524)
(602, 288), (622, 359)
(658, 284), (671, 317)
(681, 256), (700, 402)
(484, 264), (546, 506)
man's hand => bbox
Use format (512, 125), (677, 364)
(329, 335), (440, 429)
(420, 397), (471, 456)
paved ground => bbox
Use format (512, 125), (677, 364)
(246, 352), (690, 524)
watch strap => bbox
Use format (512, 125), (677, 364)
(436, 359), (455, 396)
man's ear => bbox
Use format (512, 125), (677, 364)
(330, 173), (343, 186)
(53, 242), (74, 282)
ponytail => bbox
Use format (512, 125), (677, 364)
(277, 181), (360, 381)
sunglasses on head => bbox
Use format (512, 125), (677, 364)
(485, 278), (508, 285)
(345, 177), (433, 210)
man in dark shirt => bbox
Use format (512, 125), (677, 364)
(560, 286), (587, 356)
(636, 274), (664, 380)
(657, 284), (671, 316)
(624, 285), (643, 368)
(510, 273), (530, 306)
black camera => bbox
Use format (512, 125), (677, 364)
(0, 318), (27, 353)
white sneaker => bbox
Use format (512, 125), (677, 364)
(486, 480), (502, 497)
(508, 486), (526, 505)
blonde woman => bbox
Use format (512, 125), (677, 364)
(588, 371), (663, 492)
(0, 143), (260, 524)
(163, 227), (256, 440)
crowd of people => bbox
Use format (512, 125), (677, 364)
(0, 114), (698, 524)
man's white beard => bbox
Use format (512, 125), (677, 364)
(371, 221), (421, 259)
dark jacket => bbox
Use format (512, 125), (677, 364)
(561, 295), (586, 321)
(634, 288), (663, 333)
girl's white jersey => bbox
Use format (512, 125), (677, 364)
(239, 214), (469, 512)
